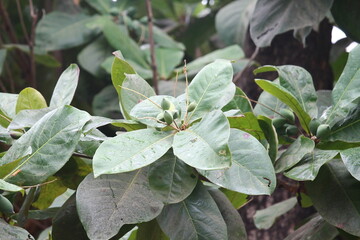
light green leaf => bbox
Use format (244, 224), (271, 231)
(50, 64), (80, 108)
(222, 87), (253, 113)
(154, 48), (184, 79)
(15, 87), (47, 113)
(228, 112), (265, 140)
(215, 0), (256, 47)
(173, 110), (231, 170)
(187, 59), (235, 121)
(306, 160), (360, 236)
(255, 79), (312, 132)
(209, 189), (247, 240)
(253, 197), (297, 230)
(32, 177), (67, 209)
(284, 149), (338, 181)
(255, 65), (318, 118)
(283, 215), (338, 240)
(221, 189), (249, 209)
(0, 179), (23, 192)
(148, 150), (198, 204)
(0, 219), (34, 240)
(250, 0), (333, 47)
(275, 136), (315, 173)
(340, 146), (360, 181)
(199, 128), (276, 195)
(0, 106), (91, 185)
(35, 12), (100, 51)
(325, 45), (360, 125)
(93, 129), (174, 177)
(258, 115), (278, 162)
(157, 182), (228, 240)
(77, 169), (164, 240)
(0, 49), (7, 75)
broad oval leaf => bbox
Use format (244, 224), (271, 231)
(93, 129), (174, 177)
(209, 189), (247, 240)
(50, 64), (80, 108)
(255, 79), (312, 133)
(8, 108), (52, 131)
(77, 169), (164, 240)
(0, 179), (23, 192)
(250, 0), (333, 47)
(340, 146), (360, 181)
(187, 59), (235, 122)
(148, 150), (198, 204)
(306, 159), (360, 236)
(199, 128), (276, 195)
(0, 219), (34, 240)
(157, 182), (228, 240)
(275, 136), (315, 173)
(222, 87), (253, 113)
(228, 112), (265, 140)
(0, 106), (91, 185)
(173, 110), (231, 170)
(15, 87), (47, 113)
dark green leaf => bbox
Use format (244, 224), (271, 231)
(15, 87), (47, 113)
(258, 115), (278, 162)
(228, 112), (265, 140)
(92, 85), (122, 118)
(77, 169), (164, 240)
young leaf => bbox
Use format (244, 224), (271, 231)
(255, 79), (312, 132)
(253, 197), (298, 230)
(306, 160), (360, 237)
(187, 59), (235, 122)
(199, 129), (276, 195)
(275, 136), (315, 173)
(340, 146), (360, 181)
(93, 129), (174, 177)
(173, 110), (231, 170)
(15, 87), (47, 113)
(148, 150), (198, 204)
(209, 189), (247, 240)
(50, 64), (80, 108)
(0, 106), (91, 185)
(77, 169), (164, 240)
(157, 182), (228, 240)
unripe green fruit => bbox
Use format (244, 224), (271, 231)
(0, 195), (14, 214)
(161, 98), (172, 110)
(316, 124), (330, 138)
(164, 110), (174, 125)
(9, 131), (23, 139)
(187, 102), (197, 112)
(156, 112), (165, 121)
(285, 125), (298, 136)
(273, 118), (287, 128)
(309, 118), (321, 135)
(171, 110), (179, 119)
(280, 109), (295, 124)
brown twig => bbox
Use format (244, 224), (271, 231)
(28, 0), (37, 88)
(145, 0), (158, 94)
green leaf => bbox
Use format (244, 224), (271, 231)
(0, 106), (91, 185)
(8, 108), (52, 131)
(0, 219), (34, 240)
(283, 215), (339, 240)
(35, 12), (100, 51)
(316, 90), (332, 118)
(275, 136), (315, 173)
(325, 45), (360, 125)
(0, 93), (18, 127)
(215, 0), (256, 47)
(221, 189), (249, 209)
(284, 149), (339, 181)
(20, 208), (60, 221)
(340, 147), (360, 181)
(136, 220), (169, 240)
(15, 87), (47, 113)
(77, 169), (164, 240)
(255, 79), (312, 132)
(148, 150), (198, 204)
(154, 48), (184, 79)
(50, 64), (80, 108)
(222, 87), (253, 113)
(32, 178), (67, 209)
(84, 0), (128, 14)
(199, 128), (276, 195)
(0, 49), (7, 75)
(0, 179), (23, 192)
(83, 116), (145, 133)
(92, 85), (122, 118)
(255, 65), (318, 119)
(52, 194), (89, 240)
(258, 115), (278, 163)
(250, 0), (333, 47)
(187, 59), (235, 121)
(78, 36), (112, 77)
(173, 110), (231, 170)
(93, 129), (174, 177)
(228, 112), (265, 140)
(253, 197), (297, 230)
(306, 160), (360, 236)
(209, 189), (247, 240)
(157, 182), (228, 240)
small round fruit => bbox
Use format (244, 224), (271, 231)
(316, 124), (330, 139)
(285, 125), (298, 136)
(164, 110), (174, 125)
(309, 118), (321, 135)
(280, 109), (295, 124)
(161, 98), (172, 110)
(273, 118), (287, 128)
(0, 195), (14, 214)
(187, 102), (197, 112)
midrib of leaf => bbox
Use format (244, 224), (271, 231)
(166, 156), (178, 201)
(330, 118), (360, 135)
(0, 112), (11, 124)
(288, 76), (308, 113)
(182, 201), (200, 240)
(326, 68), (360, 124)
